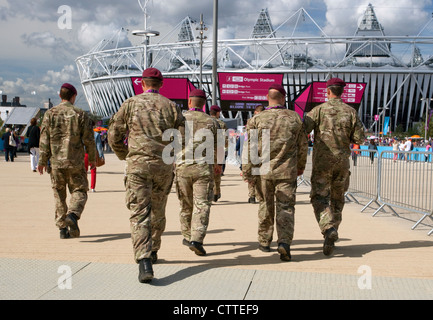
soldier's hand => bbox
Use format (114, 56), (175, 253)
(37, 165), (45, 175)
(242, 173), (252, 183)
(214, 164), (222, 175)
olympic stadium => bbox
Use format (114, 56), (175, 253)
(75, 4), (433, 133)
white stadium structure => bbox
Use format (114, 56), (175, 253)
(75, 3), (433, 133)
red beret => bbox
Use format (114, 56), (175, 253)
(61, 83), (77, 95)
(142, 68), (163, 80)
(268, 83), (286, 96)
(210, 105), (221, 112)
(326, 78), (346, 87)
(189, 89), (207, 99)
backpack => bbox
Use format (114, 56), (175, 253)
(9, 133), (17, 147)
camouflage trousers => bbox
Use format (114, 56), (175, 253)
(247, 176), (262, 200)
(248, 180), (255, 198)
(175, 166), (214, 244)
(50, 167), (88, 229)
(124, 170), (174, 263)
(257, 178), (296, 247)
(310, 157), (350, 235)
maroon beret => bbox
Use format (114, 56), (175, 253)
(142, 68), (163, 81)
(326, 78), (346, 88)
(210, 105), (221, 112)
(268, 83), (286, 96)
(61, 83), (77, 95)
(189, 89), (207, 99)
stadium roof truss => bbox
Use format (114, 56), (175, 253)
(76, 6), (433, 131)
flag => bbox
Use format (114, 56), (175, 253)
(383, 117), (390, 136)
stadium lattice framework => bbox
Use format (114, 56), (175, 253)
(76, 4), (433, 132)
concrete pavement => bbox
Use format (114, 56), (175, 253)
(0, 152), (432, 301)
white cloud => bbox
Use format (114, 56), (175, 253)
(42, 65), (76, 85)
(0, 64), (84, 108)
(20, 31), (80, 59)
(78, 22), (131, 50)
(323, 0), (432, 36)
(1, 78), (26, 95)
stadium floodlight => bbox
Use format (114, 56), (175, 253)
(133, 0), (160, 68)
(132, 30), (160, 37)
(132, 30), (160, 69)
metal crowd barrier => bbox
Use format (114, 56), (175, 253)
(346, 149), (381, 212)
(298, 148), (433, 236)
(376, 151), (433, 236)
(297, 147), (313, 187)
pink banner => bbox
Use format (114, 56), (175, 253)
(131, 77), (195, 100)
(293, 85), (312, 118)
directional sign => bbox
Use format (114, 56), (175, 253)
(131, 77), (196, 111)
(131, 77), (195, 100)
(311, 82), (366, 104)
(218, 73), (284, 102)
(293, 81), (367, 118)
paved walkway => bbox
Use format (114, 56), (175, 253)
(0, 153), (432, 301)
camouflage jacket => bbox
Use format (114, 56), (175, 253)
(108, 92), (184, 174)
(175, 110), (220, 177)
(303, 98), (365, 160)
(214, 117), (228, 151)
(242, 108), (308, 180)
(38, 101), (96, 169)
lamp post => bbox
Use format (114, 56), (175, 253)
(212, 0), (218, 105)
(132, 30), (160, 69)
(196, 14), (208, 89)
(133, 0), (160, 69)
(305, 43), (309, 85)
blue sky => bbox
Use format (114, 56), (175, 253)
(0, 0), (432, 110)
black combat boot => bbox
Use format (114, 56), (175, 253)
(189, 241), (206, 256)
(138, 258), (154, 283)
(65, 213), (80, 238)
(323, 227), (339, 256)
(258, 244), (270, 252)
(277, 243), (292, 261)
(151, 251), (158, 264)
(59, 228), (70, 239)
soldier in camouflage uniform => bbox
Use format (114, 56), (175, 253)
(242, 84), (308, 261)
(175, 90), (220, 256)
(38, 83), (96, 240)
(245, 105), (265, 204)
(303, 78), (365, 256)
(209, 105), (227, 202)
(108, 68), (184, 283)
